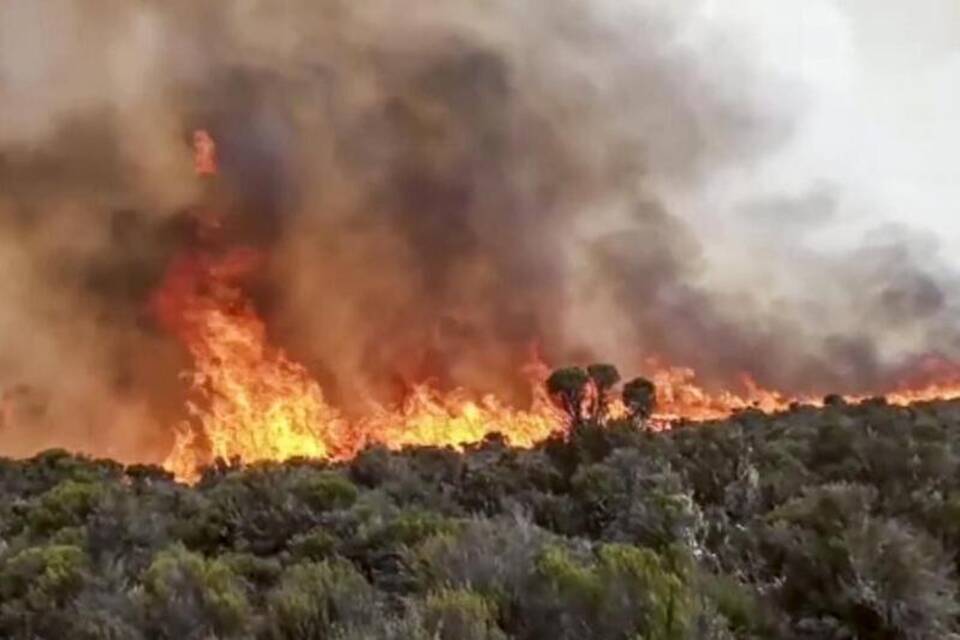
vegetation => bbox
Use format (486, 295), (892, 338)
(3, 369), (960, 638)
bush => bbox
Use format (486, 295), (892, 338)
(289, 528), (339, 562)
(294, 471), (360, 512)
(0, 544), (91, 636)
(28, 480), (106, 537)
(0, 543), (89, 601)
(594, 544), (694, 640)
(423, 588), (506, 640)
(265, 560), (376, 639)
(140, 545), (251, 639)
(370, 509), (460, 549)
(415, 516), (555, 604)
(524, 543), (694, 640)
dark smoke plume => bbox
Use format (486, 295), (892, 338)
(0, 0), (957, 461)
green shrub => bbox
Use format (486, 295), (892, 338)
(527, 543), (694, 640)
(535, 545), (601, 603)
(265, 560), (375, 639)
(414, 516), (554, 605)
(2, 391), (960, 639)
(289, 528), (339, 562)
(141, 544), (251, 639)
(294, 472), (359, 512)
(698, 572), (764, 634)
(373, 509), (460, 548)
(423, 588), (506, 640)
(0, 544), (91, 636)
(0, 543), (89, 605)
(28, 480), (106, 536)
(220, 551), (283, 591)
(598, 544), (694, 640)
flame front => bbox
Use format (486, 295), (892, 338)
(646, 361), (960, 424)
(152, 247), (960, 482)
(359, 370), (563, 452)
(151, 251), (566, 480)
(150, 130), (960, 481)
(148, 131), (567, 480)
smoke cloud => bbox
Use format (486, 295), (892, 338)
(0, 0), (957, 461)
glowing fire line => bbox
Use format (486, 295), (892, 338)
(152, 247), (960, 481)
(151, 131), (960, 481)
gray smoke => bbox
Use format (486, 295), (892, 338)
(0, 0), (957, 461)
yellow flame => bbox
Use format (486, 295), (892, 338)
(151, 130), (960, 482)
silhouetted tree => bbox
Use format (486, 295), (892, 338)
(546, 367), (590, 424)
(586, 364), (620, 420)
(622, 377), (656, 423)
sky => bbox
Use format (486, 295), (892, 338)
(687, 0), (960, 254)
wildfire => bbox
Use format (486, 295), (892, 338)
(150, 130), (960, 481)
(150, 249), (356, 481)
(150, 247), (573, 480)
(645, 366), (805, 422)
(644, 361), (960, 424)
(358, 376), (563, 452)
(151, 247), (960, 481)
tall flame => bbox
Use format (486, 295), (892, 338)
(151, 130), (960, 481)
(150, 249), (356, 481)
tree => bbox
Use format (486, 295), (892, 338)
(546, 367), (590, 425)
(587, 364), (621, 420)
(623, 377), (657, 423)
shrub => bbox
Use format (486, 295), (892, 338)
(595, 544), (694, 640)
(0, 543), (89, 605)
(140, 545), (251, 639)
(370, 509), (460, 550)
(294, 471), (360, 512)
(0, 544), (91, 637)
(289, 528), (339, 562)
(220, 551), (283, 591)
(265, 560), (376, 639)
(28, 480), (106, 537)
(415, 516), (555, 604)
(842, 518), (958, 639)
(423, 588), (506, 640)
(525, 543), (694, 640)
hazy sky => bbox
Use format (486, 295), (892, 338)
(686, 0), (960, 254)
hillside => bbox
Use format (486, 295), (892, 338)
(3, 399), (960, 639)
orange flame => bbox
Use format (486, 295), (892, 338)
(152, 249), (960, 481)
(151, 130), (960, 481)
(643, 364), (812, 422)
(150, 246), (570, 481)
(151, 250), (356, 481)
(644, 358), (960, 423)
(358, 378), (563, 452)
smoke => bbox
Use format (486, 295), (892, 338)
(0, 0), (957, 460)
